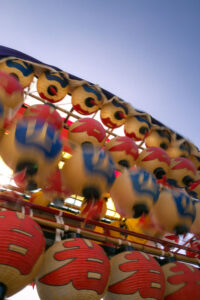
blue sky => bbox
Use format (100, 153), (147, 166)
(1, 0), (200, 147)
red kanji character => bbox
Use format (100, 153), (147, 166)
(39, 238), (110, 294)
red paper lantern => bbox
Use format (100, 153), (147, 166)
(68, 118), (106, 148)
(100, 97), (128, 128)
(105, 136), (139, 171)
(0, 210), (45, 298)
(104, 250), (165, 300)
(36, 238), (110, 300)
(162, 261), (200, 300)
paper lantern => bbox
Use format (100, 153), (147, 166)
(0, 116), (63, 191)
(145, 126), (171, 150)
(100, 97), (128, 128)
(0, 71), (24, 129)
(110, 168), (159, 218)
(136, 147), (170, 180)
(61, 146), (115, 200)
(0, 58), (34, 88)
(151, 189), (196, 234)
(162, 261), (200, 300)
(0, 210), (45, 298)
(23, 103), (63, 131)
(37, 71), (69, 102)
(190, 201), (200, 234)
(71, 83), (104, 115)
(105, 136), (139, 171)
(68, 118), (106, 148)
(36, 238), (110, 300)
(167, 138), (194, 158)
(167, 157), (197, 188)
(124, 112), (151, 141)
(104, 251), (165, 300)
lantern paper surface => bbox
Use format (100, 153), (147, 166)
(124, 113), (151, 141)
(0, 210), (45, 297)
(104, 250), (165, 300)
(36, 238), (110, 300)
(162, 262), (200, 300)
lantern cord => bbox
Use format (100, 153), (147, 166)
(0, 282), (7, 300)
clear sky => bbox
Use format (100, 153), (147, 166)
(1, 0), (200, 147)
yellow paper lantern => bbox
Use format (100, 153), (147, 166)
(61, 146), (116, 200)
(145, 126), (171, 150)
(124, 112), (151, 141)
(151, 188), (196, 234)
(37, 71), (69, 103)
(167, 157), (197, 188)
(166, 138), (194, 158)
(110, 168), (159, 218)
(68, 118), (106, 148)
(71, 83), (104, 115)
(136, 147), (170, 180)
(100, 97), (128, 128)
(0, 116), (63, 191)
(0, 58), (34, 88)
(105, 136), (139, 171)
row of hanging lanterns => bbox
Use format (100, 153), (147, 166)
(0, 51), (199, 300)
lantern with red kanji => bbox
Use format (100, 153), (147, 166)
(167, 157), (197, 188)
(0, 210), (45, 299)
(36, 238), (110, 300)
(105, 136), (139, 171)
(37, 71), (69, 102)
(110, 168), (159, 218)
(61, 145), (116, 200)
(68, 118), (106, 148)
(136, 147), (170, 180)
(145, 126), (172, 150)
(124, 112), (151, 141)
(23, 103), (63, 132)
(71, 83), (104, 115)
(0, 58), (34, 88)
(0, 71), (24, 130)
(162, 261), (200, 300)
(151, 188), (196, 235)
(104, 250), (165, 300)
(100, 97), (128, 128)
